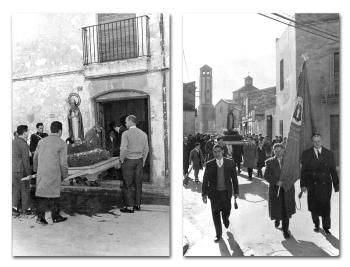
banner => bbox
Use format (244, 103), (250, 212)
(280, 60), (315, 191)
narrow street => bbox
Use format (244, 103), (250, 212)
(183, 167), (339, 256)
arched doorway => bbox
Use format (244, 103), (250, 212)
(94, 90), (151, 182)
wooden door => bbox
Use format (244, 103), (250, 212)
(102, 98), (150, 181)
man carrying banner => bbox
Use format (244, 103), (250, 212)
(264, 143), (295, 239)
(300, 134), (339, 235)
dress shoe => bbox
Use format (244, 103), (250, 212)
(44, 211), (53, 225)
(214, 236), (221, 243)
(36, 217), (48, 225)
(314, 227), (320, 233)
(324, 229), (331, 235)
(120, 207), (134, 213)
(275, 220), (280, 228)
(12, 207), (20, 216)
(283, 231), (291, 239)
(53, 215), (68, 223)
(25, 209), (34, 216)
(133, 205), (141, 211)
(223, 218), (230, 229)
(195, 179), (199, 183)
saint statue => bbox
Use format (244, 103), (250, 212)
(227, 109), (234, 131)
(67, 93), (84, 143)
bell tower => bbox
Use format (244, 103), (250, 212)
(198, 64), (215, 133)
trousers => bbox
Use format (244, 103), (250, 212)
(210, 190), (231, 238)
(122, 158), (143, 207)
(36, 197), (61, 220)
(12, 172), (31, 211)
(312, 212), (331, 230)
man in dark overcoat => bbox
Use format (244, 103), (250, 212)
(202, 144), (239, 242)
(189, 142), (205, 183)
(264, 143), (296, 239)
(12, 125), (32, 214)
(300, 134), (339, 235)
(231, 130), (243, 173)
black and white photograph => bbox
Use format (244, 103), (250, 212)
(11, 13), (170, 256)
(182, 13), (340, 256)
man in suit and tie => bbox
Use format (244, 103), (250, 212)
(264, 143), (296, 239)
(119, 115), (149, 213)
(301, 134), (339, 235)
(12, 125), (32, 215)
(189, 142), (205, 183)
(29, 122), (48, 156)
(202, 144), (239, 242)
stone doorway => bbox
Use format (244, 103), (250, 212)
(95, 92), (150, 182)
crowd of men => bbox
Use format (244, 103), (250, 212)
(12, 115), (149, 225)
(183, 130), (339, 242)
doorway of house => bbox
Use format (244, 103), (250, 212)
(95, 96), (150, 182)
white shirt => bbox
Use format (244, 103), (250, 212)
(216, 158), (223, 168)
(277, 157), (282, 169)
(314, 147), (322, 158)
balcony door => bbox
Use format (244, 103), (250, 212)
(97, 13), (138, 62)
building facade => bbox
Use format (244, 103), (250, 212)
(275, 13), (340, 164)
(12, 13), (170, 188)
(232, 75), (276, 137)
(214, 99), (240, 134)
(183, 81), (196, 136)
(197, 65), (215, 133)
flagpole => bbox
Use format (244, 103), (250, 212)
(277, 186), (280, 197)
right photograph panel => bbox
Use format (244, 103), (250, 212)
(182, 13), (340, 257)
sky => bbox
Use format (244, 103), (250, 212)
(183, 13), (288, 107)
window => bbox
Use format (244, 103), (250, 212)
(334, 52), (339, 94)
(280, 59), (284, 91)
(279, 120), (283, 137)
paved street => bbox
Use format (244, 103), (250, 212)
(13, 204), (169, 256)
(183, 167), (339, 257)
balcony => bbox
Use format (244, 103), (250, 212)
(82, 15), (150, 66)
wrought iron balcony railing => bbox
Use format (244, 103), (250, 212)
(82, 15), (150, 65)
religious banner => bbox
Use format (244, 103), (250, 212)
(280, 59), (315, 191)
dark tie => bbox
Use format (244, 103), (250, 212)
(317, 150), (321, 159)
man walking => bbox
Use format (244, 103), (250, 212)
(300, 134), (339, 235)
(205, 135), (215, 161)
(33, 121), (68, 225)
(264, 143), (296, 239)
(189, 142), (205, 183)
(12, 125), (32, 215)
(243, 136), (258, 180)
(202, 144), (239, 242)
(119, 115), (149, 213)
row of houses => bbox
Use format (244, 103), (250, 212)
(184, 13), (339, 163)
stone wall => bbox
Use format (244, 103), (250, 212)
(276, 13), (340, 153)
(12, 13), (170, 188)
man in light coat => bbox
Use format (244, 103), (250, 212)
(34, 121), (68, 225)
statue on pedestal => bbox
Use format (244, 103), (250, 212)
(227, 109), (235, 131)
(67, 93), (84, 143)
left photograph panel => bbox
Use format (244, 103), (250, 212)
(12, 13), (170, 256)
